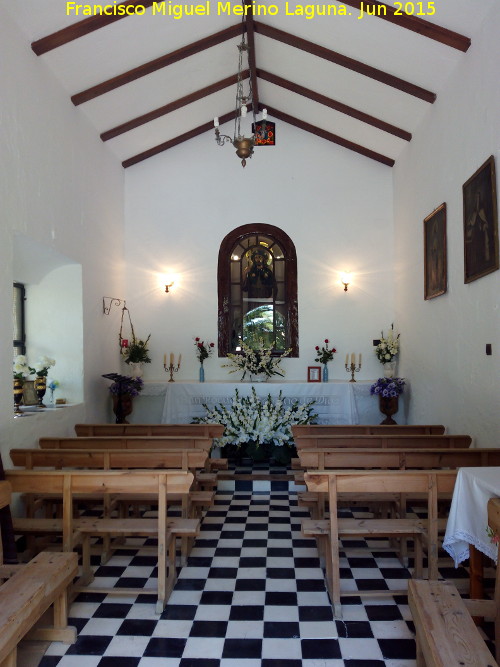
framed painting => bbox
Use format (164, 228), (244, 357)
(463, 155), (499, 283)
(423, 203), (447, 300)
(22, 380), (38, 406)
(307, 366), (321, 383)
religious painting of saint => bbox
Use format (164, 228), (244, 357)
(463, 155), (499, 283)
(423, 203), (447, 300)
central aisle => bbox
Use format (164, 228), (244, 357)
(41, 487), (479, 666)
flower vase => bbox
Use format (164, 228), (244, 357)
(322, 364), (329, 383)
(250, 374), (268, 383)
(383, 361), (397, 378)
(112, 394), (133, 424)
(199, 364), (205, 383)
(378, 395), (399, 425)
(34, 377), (47, 408)
(13, 378), (24, 416)
(128, 362), (143, 378)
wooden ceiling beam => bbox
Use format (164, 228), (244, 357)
(264, 105), (395, 167)
(32, 0), (156, 55)
(254, 22), (436, 103)
(340, 1), (471, 52)
(71, 23), (243, 105)
(243, 0), (259, 110)
(257, 69), (411, 141)
(122, 107), (245, 167)
(123, 103), (394, 168)
(101, 71), (249, 141)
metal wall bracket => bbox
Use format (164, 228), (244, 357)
(103, 297), (126, 315)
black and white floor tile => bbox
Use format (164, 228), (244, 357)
(39, 477), (495, 666)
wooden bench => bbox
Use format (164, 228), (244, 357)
(409, 578), (498, 667)
(302, 469), (457, 617)
(5, 469), (196, 613)
(295, 434), (472, 449)
(75, 423), (225, 438)
(0, 481), (78, 666)
(293, 424), (446, 436)
(410, 496), (499, 666)
(39, 436), (213, 451)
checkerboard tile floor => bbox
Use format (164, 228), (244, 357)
(39, 489), (495, 667)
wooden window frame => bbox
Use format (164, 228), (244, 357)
(218, 223), (298, 357)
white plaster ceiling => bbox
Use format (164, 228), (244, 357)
(4, 0), (496, 168)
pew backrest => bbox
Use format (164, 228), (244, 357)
(292, 424), (445, 436)
(39, 436), (213, 450)
(10, 448), (208, 471)
(75, 423), (225, 438)
(295, 434), (471, 449)
(298, 447), (500, 470)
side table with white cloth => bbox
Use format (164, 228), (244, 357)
(443, 466), (500, 598)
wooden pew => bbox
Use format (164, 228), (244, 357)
(5, 469), (196, 613)
(75, 423), (225, 438)
(0, 482), (78, 665)
(293, 424), (445, 436)
(295, 434), (472, 449)
(39, 436), (213, 450)
(302, 469), (457, 617)
(409, 498), (500, 665)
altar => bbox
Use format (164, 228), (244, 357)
(132, 381), (408, 425)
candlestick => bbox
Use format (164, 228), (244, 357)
(359, 353), (362, 366)
(345, 360), (362, 382)
(178, 354), (182, 368)
(164, 361), (180, 382)
(351, 353), (355, 365)
(170, 352), (174, 365)
(345, 354), (348, 366)
(214, 117), (219, 127)
(163, 353), (166, 365)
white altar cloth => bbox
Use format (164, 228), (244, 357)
(141, 381), (407, 426)
(443, 466), (500, 567)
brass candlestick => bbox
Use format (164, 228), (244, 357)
(345, 362), (361, 382)
(164, 363), (180, 382)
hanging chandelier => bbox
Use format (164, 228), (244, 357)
(213, 33), (267, 168)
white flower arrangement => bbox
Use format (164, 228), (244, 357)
(31, 355), (56, 378)
(193, 387), (317, 449)
(374, 324), (400, 364)
(222, 340), (291, 380)
(13, 355), (31, 380)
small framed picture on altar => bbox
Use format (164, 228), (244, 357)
(307, 366), (321, 383)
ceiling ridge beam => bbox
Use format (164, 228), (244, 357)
(257, 69), (411, 141)
(265, 105), (394, 166)
(71, 22), (243, 106)
(122, 108), (241, 168)
(32, 0), (156, 55)
(340, 1), (470, 52)
(254, 21), (436, 103)
(101, 71), (249, 141)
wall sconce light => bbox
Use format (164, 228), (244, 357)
(165, 281), (174, 293)
(340, 272), (351, 292)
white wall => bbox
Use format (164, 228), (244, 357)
(393, 6), (500, 447)
(0, 7), (125, 456)
(124, 120), (395, 384)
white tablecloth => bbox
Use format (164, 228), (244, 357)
(142, 381), (407, 425)
(443, 466), (500, 567)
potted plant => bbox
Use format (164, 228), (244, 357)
(222, 339), (291, 382)
(121, 334), (151, 377)
(370, 377), (405, 425)
(194, 337), (215, 383)
(374, 324), (400, 377)
(314, 339), (337, 382)
(108, 376), (144, 423)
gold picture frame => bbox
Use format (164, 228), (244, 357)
(22, 380), (38, 406)
(423, 203), (447, 300)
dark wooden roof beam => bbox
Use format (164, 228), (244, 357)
(101, 71), (249, 141)
(257, 69), (411, 141)
(72, 22), (244, 105)
(340, 1), (471, 52)
(254, 22), (436, 103)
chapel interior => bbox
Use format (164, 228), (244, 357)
(1, 0), (499, 665)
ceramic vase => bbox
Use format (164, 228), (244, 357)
(383, 361), (397, 378)
(128, 362), (144, 378)
(34, 376), (47, 408)
(13, 378), (24, 416)
(378, 395), (399, 425)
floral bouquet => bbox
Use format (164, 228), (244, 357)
(194, 337), (215, 363)
(370, 377), (405, 398)
(108, 376), (144, 397)
(30, 355), (56, 378)
(193, 387), (317, 462)
(223, 340), (291, 380)
(13, 355), (31, 380)
(121, 335), (151, 364)
(314, 339), (337, 364)
(374, 324), (400, 363)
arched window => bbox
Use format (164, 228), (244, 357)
(218, 224), (298, 357)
